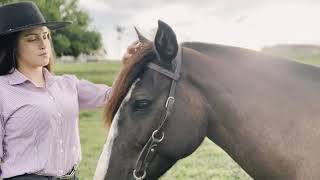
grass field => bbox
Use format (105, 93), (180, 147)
(53, 55), (320, 180)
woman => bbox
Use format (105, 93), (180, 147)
(0, 2), (140, 180)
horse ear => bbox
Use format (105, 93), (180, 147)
(134, 27), (150, 43)
(154, 20), (178, 64)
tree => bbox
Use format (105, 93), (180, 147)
(0, 0), (102, 57)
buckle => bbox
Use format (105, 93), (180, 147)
(57, 165), (77, 180)
(58, 173), (75, 180)
(165, 97), (175, 109)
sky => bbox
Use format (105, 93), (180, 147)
(78, 0), (320, 59)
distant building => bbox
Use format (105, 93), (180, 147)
(57, 48), (108, 63)
(78, 48), (108, 62)
(56, 55), (75, 63)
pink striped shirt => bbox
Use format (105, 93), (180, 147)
(0, 68), (111, 178)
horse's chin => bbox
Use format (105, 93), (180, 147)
(144, 155), (178, 180)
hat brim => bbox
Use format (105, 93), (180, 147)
(0, 21), (72, 36)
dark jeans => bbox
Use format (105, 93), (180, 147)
(4, 174), (78, 180)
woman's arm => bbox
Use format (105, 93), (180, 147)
(0, 89), (4, 164)
(75, 78), (112, 109)
(0, 114), (4, 163)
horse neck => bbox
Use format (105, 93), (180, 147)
(182, 46), (320, 178)
(182, 47), (243, 148)
(181, 47), (279, 178)
(181, 46), (287, 151)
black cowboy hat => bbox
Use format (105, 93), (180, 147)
(0, 1), (71, 36)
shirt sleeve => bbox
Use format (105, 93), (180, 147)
(0, 114), (4, 162)
(0, 89), (3, 163)
(75, 78), (112, 109)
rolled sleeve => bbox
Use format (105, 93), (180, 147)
(76, 78), (112, 109)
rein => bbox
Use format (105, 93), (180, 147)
(133, 47), (182, 180)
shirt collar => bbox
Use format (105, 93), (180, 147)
(43, 68), (56, 87)
(7, 69), (29, 85)
(7, 68), (56, 87)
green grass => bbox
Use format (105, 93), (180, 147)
(160, 139), (251, 180)
(267, 53), (320, 66)
(77, 109), (107, 179)
(53, 62), (120, 85)
(293, 55), (320, 66)
(54, 55), (320, 180)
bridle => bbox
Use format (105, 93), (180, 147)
(133, 47), (182, 180)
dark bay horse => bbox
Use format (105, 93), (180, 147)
(94, 20), (320, 180)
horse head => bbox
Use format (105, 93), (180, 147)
(94, 20), (209, 180)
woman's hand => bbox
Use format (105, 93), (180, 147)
(122, 41), (142, 64)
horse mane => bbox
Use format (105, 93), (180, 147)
(104, 42), (155, 127)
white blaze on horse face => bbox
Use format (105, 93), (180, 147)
(94, 79), (140, 180)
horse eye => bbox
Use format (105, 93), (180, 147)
(133, 99), (152, 111)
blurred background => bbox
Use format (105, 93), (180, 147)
(79, 0), (320, 62)
(1, 0), (319, 179)
(3, 0), (320, 62)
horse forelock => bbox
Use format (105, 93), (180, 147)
(104, 42), (155, 127)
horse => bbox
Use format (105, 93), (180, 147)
(94, 20), (320, 180)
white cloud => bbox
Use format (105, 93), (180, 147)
(79, 0), (111, 12)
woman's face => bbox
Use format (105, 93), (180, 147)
(16, 26), (52, 69)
